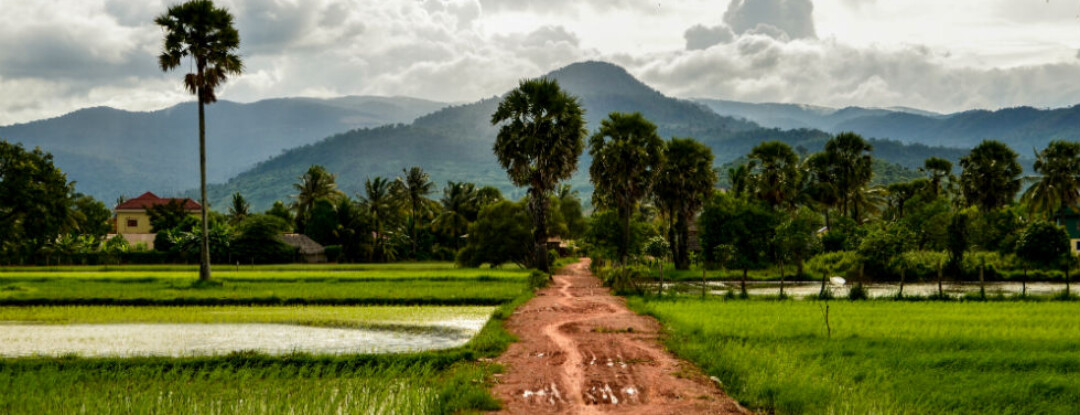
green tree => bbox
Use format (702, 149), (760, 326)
(654, 138), (716, 270)
(960, 140), (1022, 212)
(227, 192), (250, 225)
(773, 206), (823, 286)
(1022, 140), (1080, 219)
(554, 185), (588, 240)
(699, 193), (779, 296)
(435, 181), (479, 250)
(922, 157), (954, 197)
(231, 214), (295, 264)
(589, 112), (665, 265)
(1015, 220), (1070, 296)
(360, 176), (400, 262)
(748, 141), (801, 209)
(823, 132), (874, 220)
(803, 152), (841, 228)
(394, 166), (436, 258)
(265, 201), (294, 228)
(727, 163), (751, 199)
(156, 0), (243, 281)
(304, 199), (339, 246)
(147, 199), (193, 233)
(292, 165), (343, 233)
(491, 78), (586, 272)
(946, 210), (970, 275)
(68, 193), (111, 239)
(0, 141), (73, 261)
(457, 200), (533, 268)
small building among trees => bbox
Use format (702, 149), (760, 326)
(113, 192), (201, 249)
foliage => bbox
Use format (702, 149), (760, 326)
(1023, 140), (1080, 219)
(806, 251), (860, 279)
(292, 165), (344, 232)
(67, 193), (112, 239)
(265, 200), (294, 228)
(456, 200), (532, 268)
(654, 138), (717, 269)
(699, 193), (779, 272)
(491, 77), (587, 272)
(748, 141), (801, 209)
(773, 207), (823, 272)
(959, 140), (1022, 211)
(0, 141), (74, 259)
(1016, 221), (1070, 270)
(227, 192), (250, 224)
(231, 214), (295, 264)
(583, 210), (657, 263)
(589, 112), (665, 263)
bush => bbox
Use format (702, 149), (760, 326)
(598, 265), (647, 295)
(528, 270), (550, 289)
(324, 245), (342, 263)
(848, 283), (868, 301)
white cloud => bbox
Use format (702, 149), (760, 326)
(724, 0), (817, 39)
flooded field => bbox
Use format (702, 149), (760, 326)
(682, 281), (1072, 298)
(0, 320), (486, 357)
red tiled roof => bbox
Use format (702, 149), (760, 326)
(115, 192), (201, 211)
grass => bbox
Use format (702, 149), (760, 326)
(628, 298), (1080, 415)
(0, 264), (531, 306)
(0, 261), (547, 414)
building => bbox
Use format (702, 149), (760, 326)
(281, 233), (327, 263)
(113, 192), (201, 249)
(1060, 209), (1080, 255)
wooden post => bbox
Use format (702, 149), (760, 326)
(979, 257), (986, 300)
(899, 266), (905, 298)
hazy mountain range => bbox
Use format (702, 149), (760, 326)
(1, 61), (1070, 210)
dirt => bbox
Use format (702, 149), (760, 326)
(489, 259), (748, 415)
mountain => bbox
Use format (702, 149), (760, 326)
(694, 98), (1078, 151)
(208, 61), (963, 210)
(0, 96), (448, 203)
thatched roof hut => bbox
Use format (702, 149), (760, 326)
(281, 233), (327, 263)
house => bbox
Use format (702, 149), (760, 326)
(113, 192), (201, 249)
(281, 233), (327, 263)
(1059, 209), (1080, 255)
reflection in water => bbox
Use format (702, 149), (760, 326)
(686, 281), (1071, 298)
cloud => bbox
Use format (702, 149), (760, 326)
(684, 24), (735, 50)
(723, 0), (817, 40)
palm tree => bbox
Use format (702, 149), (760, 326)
(361, 177), (399, 262)
(1023, 140), (1080, 220)
(589, 112), (666, 265)
(394, 166), (436, 258)
(227, 192), (250, 224)
(654, 138), (716, 270)
(491, 78), (586, 272)
(434, 181), (478, 250)
(824, 132), (874, 219)
(156, 0), (242, 281)
(748, 141), (801, 210)
(802, 152), (841, 229)
(292, 165), (344, 232)
(960, 140), (1022, 212)
(727, 164), (751, 198)
(921, 157), (954, 197)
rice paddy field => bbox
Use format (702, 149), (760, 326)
(629, 298), (1080, 415)
(0, 262), (534, 414)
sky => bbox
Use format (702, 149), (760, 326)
(0, 0), (1078, 126)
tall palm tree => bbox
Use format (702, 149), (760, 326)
(227, 192), (250, 224)
(361, 177), (399, 262)
(491, 78), (586, 272)
(654, 138), (716, 270)
(748, 141), (801, 210)
(394, 166), (436, 258)
(824, 132), (874, 219)
(960, 140), (1022, 212)
(156, 0), (242, 281)
(727, 164), (751, 198)
(802, 152), (841, 229)
(921, 157), (954, 197)
(1022, 140), (1080, 220)
(434, 181), (478, 249)
(589, 112), (666, 265)
(292, 165), (343, 232)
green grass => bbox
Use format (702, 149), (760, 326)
(0, 264), (531, 306)
(628, 298), (1080, 415)
(0, 261), (545, 414)
(0, 261), (521, 273)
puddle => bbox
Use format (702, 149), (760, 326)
(0, 321), (487, 357)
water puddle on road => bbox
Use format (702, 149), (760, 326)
(0, 321), (486, 357)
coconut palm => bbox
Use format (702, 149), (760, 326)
(654, 138), (716, 270)
(156, 0), (242, 281)
(960, 140), (1022, 212)
(1023, 140), (1080, 220)
(589, 112), (666, 265)
(491, 78), (586, 272)
(394, 166), (436, 258)
(361, 177), (400, 262)
(292, 165), (344, 232)
(227, 192), (250, 224)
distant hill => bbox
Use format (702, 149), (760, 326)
(694, 98), (1078, 151)
(0, 96), (447, 203)
(208, 61), (963, 210)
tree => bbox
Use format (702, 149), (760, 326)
(68, 193), (111, 239)
(654, 138), (716, 270)
(292, 165), (343, 233)
(922, 157), (954, 197)
(457, 200), (533, 268)
(227, 192), (250, 225)
(773, 207), (824, 293)
(554, 185), (588, 240)
(395, 166), (436, 258)
(748, 141), (801, 209)
(823, 132), (874, 220)
(147, 199), (192, 233)
(1015, 220), (1070, 296)
(265, 201), (294, 228)
(360, 176), (400, 262)
(589, 112), (665, 265)
(699, 193), (779, 296)
(0, 141), (73, 261)
(959, 140), (1022, 212)
(491, 78), (586, 272)
(727, 164), (751, 198)
(231, 214), (296, 264)
(156, 0), (243, 281)
(644, 236), (670, 295)
(435, 181), (480, 250)
(1023, 140), (1080, 219)
(803, 152), (841, 228)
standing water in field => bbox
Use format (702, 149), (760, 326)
(0, 320), (487, 357)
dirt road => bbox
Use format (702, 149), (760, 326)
(489, 259), (747, 415)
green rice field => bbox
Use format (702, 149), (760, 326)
(629, 298), (1080, 415)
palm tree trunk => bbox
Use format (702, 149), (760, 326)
(899, 266), (905, 298)
(1022, 265), (1028, 297)
(530, 188), (550, 273)
(979, 258), (986, 300)
(741, 268), (748, 297)
(197, 95), (211, 282)
(619, 205), (630, 266)
(779, 261), (786, 298)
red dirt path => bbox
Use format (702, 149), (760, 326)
(488, 258), (748, 415)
